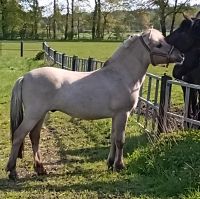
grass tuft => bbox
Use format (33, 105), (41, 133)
(127, 131), (200, 197)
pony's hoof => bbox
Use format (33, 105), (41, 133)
(107, 159), (114, 171)
(37, 169), (47, 176)
(8, 171), (18, 181)
(34, 164), (47, 176)
(107, 165), (114, 171)
(113, 162), (125, 172)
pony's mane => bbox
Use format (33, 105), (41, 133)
(103, 29), (154, 67)
(141, 29), (153, 40)
(103, 35), (139, 66)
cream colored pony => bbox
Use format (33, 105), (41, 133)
(6, 29), (183, 180)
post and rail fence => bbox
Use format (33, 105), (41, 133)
(0, 40), (42, 57)
(42, 41), (200, 133)
(42, 42), (104, 72)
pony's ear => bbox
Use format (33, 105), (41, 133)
(195, 11), (200, 19)
(182, 13), (191, 20)
(179, 17), (193, 30)
(192, 19), (200, 38)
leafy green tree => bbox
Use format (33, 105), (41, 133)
(64, 0), (70, 40)
(0, 0), (24, 39)
(20, 0), (42, 39)
(92, 0), (97, 39)
(0, 0), (7, 39)
(101, 0), (120, 38)
(122, 0), (192, 36)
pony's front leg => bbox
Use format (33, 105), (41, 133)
(107, 119), (116, 170)
(113, 112), (128, 171)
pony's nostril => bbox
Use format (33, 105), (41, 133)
(181, 54), (185, 62)
(178, 53), (184, 62)
(176, 53), (184, 63)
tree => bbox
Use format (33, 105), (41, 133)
(96, 0), (101, 38)
(92, 0), (98, 39)
(101, 0), (120, 38)
(53, 0), (57, 39)
(0, 0), (8, 39)
(19, 0), (42, 39)
(0, 0), (24, 39)
(169, 0), (190, 34)
(64, 0), (70, 40)
(32, 0), (39, 39)
(122, 0), (191, 36)
(152, 0), (190, 36)
(69, 0), (75, 39)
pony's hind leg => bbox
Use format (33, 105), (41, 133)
(29, 117), (47, 176)
(6, 117), (42, 180)
(113, 112), (128, 172)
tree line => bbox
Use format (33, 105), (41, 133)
(0, 0), (199, 40)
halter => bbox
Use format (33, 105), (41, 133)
(139, 34), (175, 66)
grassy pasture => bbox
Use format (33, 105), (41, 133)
(0, 41), (200, 199)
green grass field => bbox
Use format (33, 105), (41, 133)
(0, 41), (200, 199)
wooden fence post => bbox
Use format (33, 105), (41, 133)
(43, 42), (46, 61)
(87, 57), (94, 71)
(72, 55), (78, 71)
(20, 40), (23, 57)
(157, 74), (172, 134)
(42, 42), (45, 51)
(47, 46), (50, 60)
(61, 53), (65, 69)
(53, 50), (57, 64)
(0, 42), (2, 56)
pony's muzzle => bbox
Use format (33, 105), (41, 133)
(172, 50), (184, 64)
(177, 53), (185, 63)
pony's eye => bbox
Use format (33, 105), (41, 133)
(156, 43), (162, 48)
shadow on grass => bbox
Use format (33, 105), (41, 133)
(0, 170), (188, 199)
(51, 123), (148, 164)
(0, 126), (153, 197)
(0, 172), (166, 199)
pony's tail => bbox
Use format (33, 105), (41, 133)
(10, 77), (24, 159)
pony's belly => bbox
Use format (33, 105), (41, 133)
(60, 106), (113, 120)
(58, 95), (136, 120)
